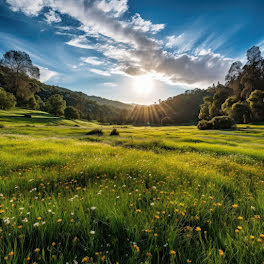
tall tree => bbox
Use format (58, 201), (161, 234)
(0, 50), (40, 102)
(46, 94), (66, 116)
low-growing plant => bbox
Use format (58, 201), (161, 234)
(110, 128), (119, 136)
(86, 128), (104, 136)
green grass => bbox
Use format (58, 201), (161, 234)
(0, 109), (264, 263)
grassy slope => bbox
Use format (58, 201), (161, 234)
(0, 109), (263, 264)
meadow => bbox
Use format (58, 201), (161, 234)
(0, 109), (264, 263)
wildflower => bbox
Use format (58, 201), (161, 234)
(90, 230), (95, 235)
(37, 217), (42, 221)
(18, 225), (23, 229)
(170, 250), (176, 255)
(9, 251), (14, 256)
(52, 242), (56, 246)
(34, 248), (40, 253)
(218, 249), (224, 256)
(136, 209), (141, 213)
(260, 234), (264, 238)
(257, 238), (262, 243)
(237, 226), (243, 230)
(33, 222), (40, 227)
(91, 206), (96, 211)
(57, 219), (62, 223)
(146, 252), (152, 257)
(254, 215), (260, 219)
(235, 229), (239, 233)
(82, 257), (89, 262)
(196, 227), (201, 232)
(155, 215), (160, 219)
(187, 259), (192, 263)
(232, 204), (238, 208)
(154, 233), (158, 237)
(237, 216), (243, 221)
(250, 235), (255, 240)
(4, 256), (8, 260)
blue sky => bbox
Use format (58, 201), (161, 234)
(0, 0), (264, 104)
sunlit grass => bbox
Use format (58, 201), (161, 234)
(0, 109), (263, 263)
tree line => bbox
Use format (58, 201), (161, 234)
(197, 46), (264, 129)
(1, 47), (263, 127)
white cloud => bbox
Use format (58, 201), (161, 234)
(38, 66), (59, 82)
(66, 36), (94, 49)
(81, 57), (103, 65)
(131, 14), (165, 34)
(7, 0), (233, 87)
(90, 68), (111, 76)
(96, 0), (128, 17)
(44, 9), (61, 24)
(6, 0), (45, 16)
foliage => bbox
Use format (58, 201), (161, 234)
(110, 128), (119, 136)
(64, 106), (80, 120)
(0, 50), (40, 103)
(211, 116), (236, 129)
(0, 87), (16, 109)
(46, 94), (66, 116)
(247, 90), (264, 121)
(199, 46), (264, 124)
(197, 119), (213, 130)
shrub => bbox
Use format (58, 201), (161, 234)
(211, 116), (235, 129)
(64, 106), (80, 120)
(0, 88), (16, 110)
(197, 120), (213, 130)
(110, 128), (119, 136)
(86, 128), (104, 136)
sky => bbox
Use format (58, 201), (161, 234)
(0, 0), (264, 104)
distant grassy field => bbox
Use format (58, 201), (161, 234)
(0, 109), (264, 264)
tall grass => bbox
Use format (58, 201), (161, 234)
(0, 109), (263, 263)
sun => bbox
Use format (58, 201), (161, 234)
(133, 75), (154, 95)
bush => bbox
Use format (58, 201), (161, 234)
(0, 88), (16, 110)
(110, 128), (119, 136)
(197, 120), (213, 130)
(211, 116), (235, 129)
(198, 116), (235, 130)
(86, 128), (103, 136)
(64, 106), (80, 120)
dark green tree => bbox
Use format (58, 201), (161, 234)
(230, 102), (251, 123)
(64, 106), (80, 119)
(247, 90), (264, 121)
(46, 94), (66, 116)
(221, 96), (239, 116)
(0, 88), (16, 110)
(27, 96), (38, 110)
